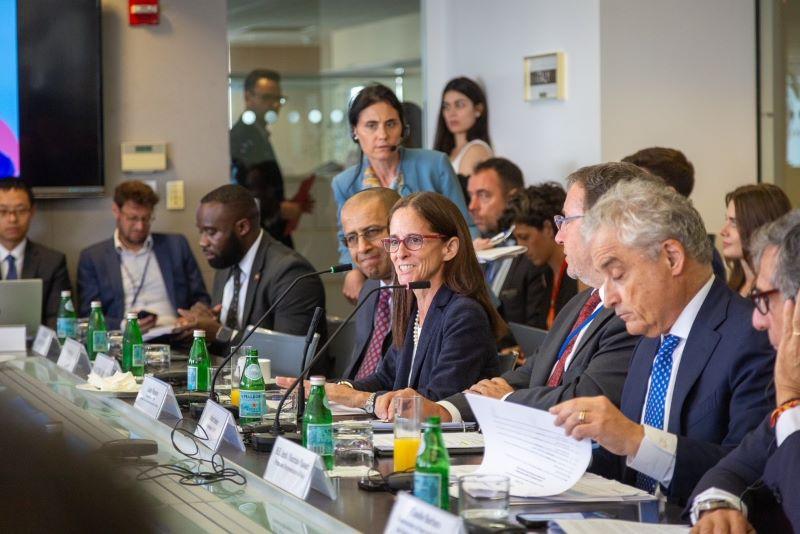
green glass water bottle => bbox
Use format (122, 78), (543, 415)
(122, 312), (144, 377)
(187, 330), (211, 392)
(86, 301), (108, 361)
(302, 375), (334, 470)
(239, 348), (265, 425)
(56, 290), (77, 344)
(413, 416), (451, 510)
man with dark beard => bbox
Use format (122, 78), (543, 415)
(174, 185), (325, 358)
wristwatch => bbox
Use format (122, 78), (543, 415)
(363, 392), (378, 416)
(690, 499), (741, 524)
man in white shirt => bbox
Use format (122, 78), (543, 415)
(374, 162), (645, 422)
(550, 179), (775, 505)
(78, 181), (209, 330)
(688, 210), (800, 533)
(0, 179), (71, 326)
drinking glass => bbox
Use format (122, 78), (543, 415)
(393, 395), (421, 472)
(458, 474), (510, 520)
(144, 343), (170, 372)
(262, 389), (297, 426)
(107, 330), (124, 357)
(333, 420), (374, 480)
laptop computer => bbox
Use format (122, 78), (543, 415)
(245, 326), (320, 377)
(508, 322), (548, 358)
(0, 279), (43, 338)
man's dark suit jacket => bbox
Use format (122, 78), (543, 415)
(15, 240), (72, 327)
(594, 277), (775, 505)
(686, 416), (791, 532)
(77, 233), (210, 329)
(497, 256), (549, 329)
(446, 289), (638, 422)
(340, 279), (393, 380)
(211, 233), (327, 369)
(764, 430), (800, 532)
(352, 285), (499, 400)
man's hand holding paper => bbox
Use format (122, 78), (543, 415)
(550, 395), (645, 457)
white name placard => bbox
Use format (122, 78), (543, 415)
(56, 338), (92, 378)
(32, 325), (59, 358)
(197, 399), (245, 453)
(134, 376), (182, 420)
(0, 325), (25, 352)
(91, 353), (121, 378)
(264, 436), (337, 500)
(384, 492), (464, 534)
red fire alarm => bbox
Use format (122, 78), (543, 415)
(129, 0), (159, 26)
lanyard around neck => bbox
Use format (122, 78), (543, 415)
(120, 250), (152, 308)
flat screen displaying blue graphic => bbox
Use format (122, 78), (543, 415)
(0, 0), (19, 177)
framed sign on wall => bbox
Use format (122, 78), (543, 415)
(524, 52), (566, 101)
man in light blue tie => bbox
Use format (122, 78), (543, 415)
(0, 179), (71, 326)
(550, 179), (775, 506)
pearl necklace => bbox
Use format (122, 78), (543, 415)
(413, 310), (421, 348)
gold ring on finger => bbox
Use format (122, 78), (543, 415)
(578, 410), (587, 424)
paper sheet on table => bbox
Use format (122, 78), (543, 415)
(475, 245), (527, 263)
(143, 324), (175, 341)
(328, 401), (367, 416)
(466, 393), (591, 497)
(541, 472), (652, 502)
(554, 519), (689, 534)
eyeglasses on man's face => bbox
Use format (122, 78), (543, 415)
(553, 214), (583, 231)
(340, 226), (388, 249)
(0, 207), (31, 219)
(120, 211), (154, 225)
(381, 233), (446, 253)
(749, 286), (780, 315)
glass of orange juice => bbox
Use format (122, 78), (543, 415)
(229, 351), (249, 407)
(393, 395), (421, 472)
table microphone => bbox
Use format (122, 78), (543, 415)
(258, 280), (431, 450)
(208, 263), (352, 402)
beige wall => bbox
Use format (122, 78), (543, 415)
(28, 0), (230, 293)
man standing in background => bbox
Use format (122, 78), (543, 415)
(230, 69), (308, 248)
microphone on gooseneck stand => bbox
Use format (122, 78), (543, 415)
(207, 263), (352, 402)
(257, 280), (432, 451)
(295, 306), (325, 420)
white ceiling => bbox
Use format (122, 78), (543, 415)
(228, 0), (420, 46)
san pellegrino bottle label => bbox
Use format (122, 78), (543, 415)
(244, 363), (262, 381)
(306, 423), (333, 456)
(239, 390), (264, 418)
(413, 472), (442, 507)
(65, 300), (74, 312)
(92, 330), (109, 351)
(57, 318), (77, 338)
(132, 344), (144, 366)
(187, 366), (198, 390)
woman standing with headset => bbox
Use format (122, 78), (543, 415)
(332, 84), (475, 303)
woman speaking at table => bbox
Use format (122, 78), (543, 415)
(332, 84), (475, 303)
(282, 192), (502, 413)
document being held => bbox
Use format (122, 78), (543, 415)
(466, 394), (591, 497)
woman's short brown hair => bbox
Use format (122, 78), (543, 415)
(389, 191), (507, 346)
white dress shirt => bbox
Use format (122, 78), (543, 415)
(0, 239), (26, 279)
(220, 230), (263, 331)
(438, 287), (606, 423)
(627, 275), (715, 486)
(115, 230), (176, 325)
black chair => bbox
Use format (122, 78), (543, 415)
(327, 316), (357, 378)
(508, 322), (548, 359)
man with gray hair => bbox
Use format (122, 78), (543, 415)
(687, 210), (800, 532)
(550, 179), (775, 506)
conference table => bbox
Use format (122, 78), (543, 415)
(0, 353), (666, 532)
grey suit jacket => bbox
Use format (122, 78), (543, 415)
(446, 289), (638, 421)
(211, 233), (327, 368)
(341, 279), (393, 380)
(19, 240), (72, 327)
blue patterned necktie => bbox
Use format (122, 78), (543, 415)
(4, 255), (17, 280)
(635, 334), (681, 493)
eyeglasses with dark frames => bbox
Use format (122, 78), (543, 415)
(381, 233), (447, 253)
(553, 214), (583, 231)
(340, 226), (388, 248)
(749, 287), (780, 315)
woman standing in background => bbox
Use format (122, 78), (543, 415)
(433, 77), (493, 183)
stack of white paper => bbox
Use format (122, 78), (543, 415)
(476, 245), (527, 263)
